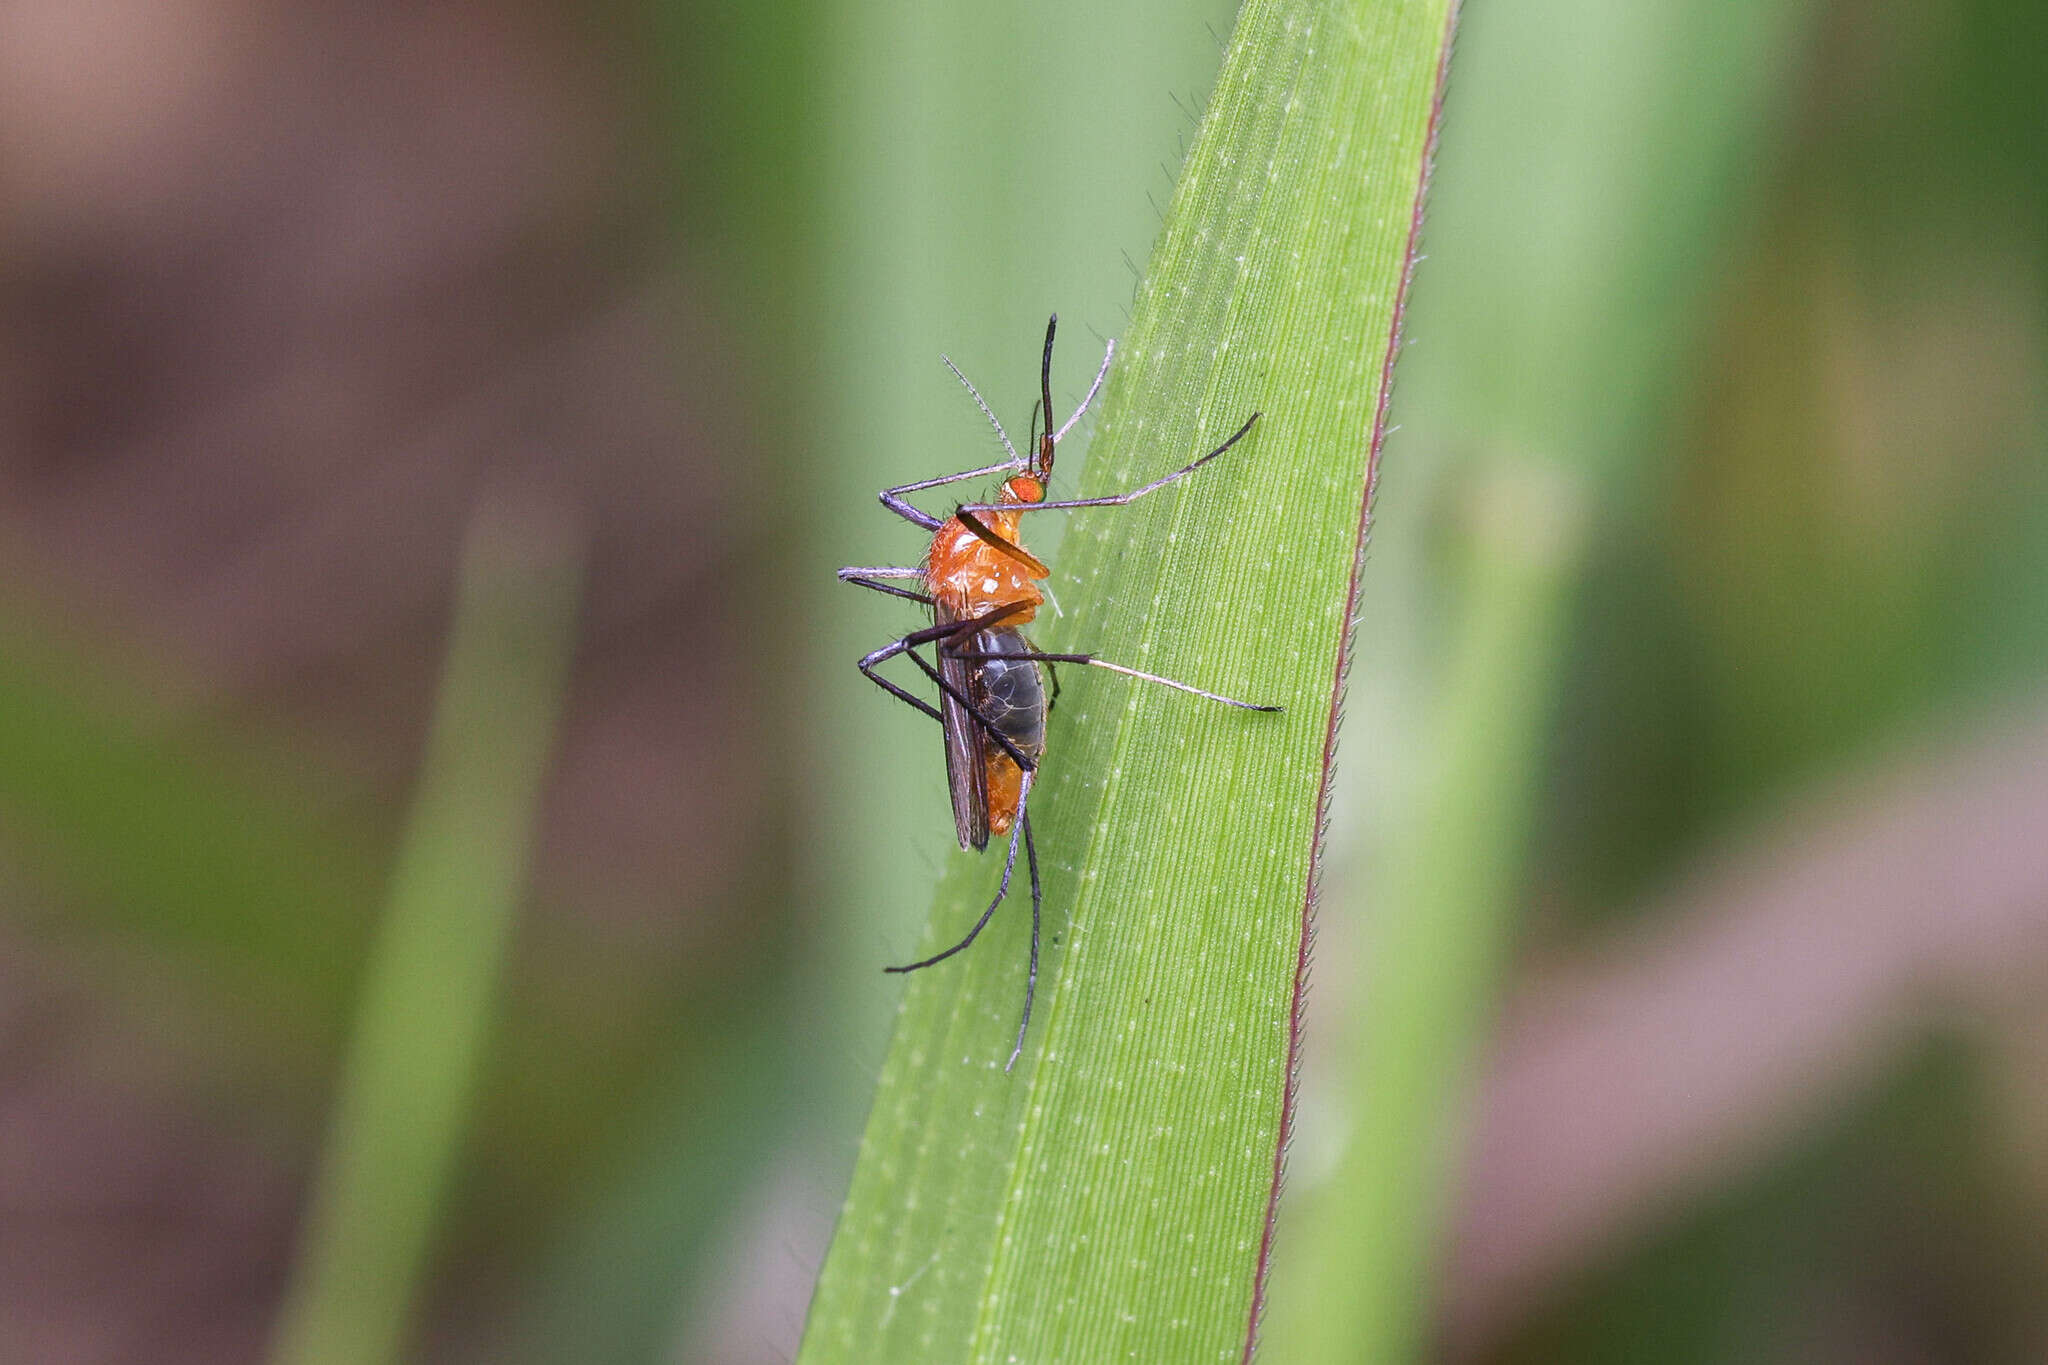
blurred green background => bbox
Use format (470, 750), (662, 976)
(2, 0), (2045, 1362)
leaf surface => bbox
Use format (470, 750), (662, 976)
(801, 1), (1457, 1358)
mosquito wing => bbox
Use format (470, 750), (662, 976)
(935, 605), (990, 852)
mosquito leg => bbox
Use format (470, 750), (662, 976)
(890, 599), (1031, 649)
(845, 579), (934, 606)
(886, 783), (1025, 975)
(962, 411), (1261, 515)
(903, 644), (1036, 772)
(954, 648), (1281, 712)
(881, 460), (1022, 530)
(856, 638), (945, 723)
(856, 601), (1038, 768)
(854, 608), (1043, 741)
(1004, 797), (1042, 1073)
(838, 565), (934, 605)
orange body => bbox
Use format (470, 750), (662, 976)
(982, 747), (1026, 836)
(926, 474), (1047, 834)
(923, 475), (1047, 621)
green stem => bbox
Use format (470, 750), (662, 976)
(269, 504), (583, 1365)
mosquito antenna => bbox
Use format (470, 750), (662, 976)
(1036, 315), (1058, 478)
(1054, 339), (1115, 444)
(943, 354), (1021, 466)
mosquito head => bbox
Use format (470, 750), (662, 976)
(1001, 474), (1044, 505)
(1032, 431), (1056, 485)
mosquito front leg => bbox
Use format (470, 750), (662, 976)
(880, 461), (1021, 530)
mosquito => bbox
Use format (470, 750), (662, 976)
(839, 314), (1278, 1070)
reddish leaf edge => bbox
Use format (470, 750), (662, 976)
(1238, 3), (1464, 1360)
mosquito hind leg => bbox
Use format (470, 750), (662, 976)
(1004, 802), (1042, 1072)
(885, 774), (1029, 976)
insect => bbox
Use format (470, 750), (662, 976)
(839, 314), (1278, 1069)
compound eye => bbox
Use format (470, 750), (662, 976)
(1003, 475), (1044, 504)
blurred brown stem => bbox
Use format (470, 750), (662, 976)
(1444, 696), (2048, 1354)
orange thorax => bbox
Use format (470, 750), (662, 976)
(923, 476), (1047, 621)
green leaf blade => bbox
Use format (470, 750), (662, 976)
(802, 0), (1456, 1359)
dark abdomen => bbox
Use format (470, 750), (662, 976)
(973, 628), (1046, 835)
